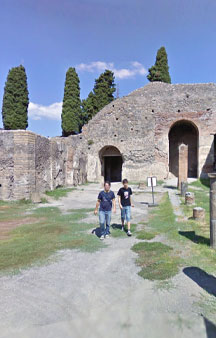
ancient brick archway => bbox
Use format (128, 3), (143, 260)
(169, 120), (199, 178)
(99, 146), (123, 182)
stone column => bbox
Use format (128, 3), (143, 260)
(178, 143), (188, 189)
(208, 173), (216, 248)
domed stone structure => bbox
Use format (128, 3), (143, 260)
(1, 82), (216, 200)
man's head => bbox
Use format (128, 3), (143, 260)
(104, 181), (111, 191)
(122, 178), (128, 189)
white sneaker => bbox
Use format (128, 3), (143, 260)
(100, 235), (105, 240)
(105, 234), (110, 238)
(121, 226), (124, 231)
(127, 230), (132, 236)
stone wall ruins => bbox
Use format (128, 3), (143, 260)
(1, 82), (216, 200)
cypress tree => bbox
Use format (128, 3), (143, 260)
(147, 47), (171, 83)
(61, 67), (81, 136)
(2, 65), (29, 130)
(81, 69), (116, 124)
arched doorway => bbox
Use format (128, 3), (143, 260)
(99, 146), (123, 182)
(169, 120), (199, 178)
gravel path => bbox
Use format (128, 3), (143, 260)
(0, 183), (208, 338)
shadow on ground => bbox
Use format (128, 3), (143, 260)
(183, 267), (216, 297)
(92, 227), (102, 238)
(111, 223), (122, 230)
(179, 231), (210, 246)
(203, 316), (216, 338)
(163, 185), (177, 190)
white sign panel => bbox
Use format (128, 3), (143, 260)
(147, 176), (157, 187)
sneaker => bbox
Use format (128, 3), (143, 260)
(105, 234), (110, 238)
(127, 230), (132, 236)
(121, 226), (124, 231)
(100, 235), (105, 240)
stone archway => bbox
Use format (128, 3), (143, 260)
(99, 146), (123, 182)
(169, 120), (199, 178)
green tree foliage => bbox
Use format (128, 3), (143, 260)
(2, 65), (29, 130)
(61, 67), (82, 136)
(147, 47), (171, 83)
(81, 70), (116, 125)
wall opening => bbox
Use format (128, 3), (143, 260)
(99, 146), (123, 182)
(169, 120), (199, 178)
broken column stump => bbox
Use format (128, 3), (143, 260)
(178, 143), (188, 189)
(181, 182), (188, 197)
(193, 207), (205, 221)
(185, 192), (195, 205)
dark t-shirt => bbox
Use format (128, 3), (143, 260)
(98, 190), (115, 212)
(117, 187), (132, 207)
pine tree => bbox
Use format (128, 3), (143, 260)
(81, 70), (116, 125)
(147, 47), (171, 83)
(2, 65), (29, 130)
(61, 67), (81, 136)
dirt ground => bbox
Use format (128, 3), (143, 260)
(0, 183), (209, 337)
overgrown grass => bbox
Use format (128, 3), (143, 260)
(132, 242), (180, 280)
(136, 230), (156, 240)
(0, 204), (104, 274)
(190, 178), (210, 189)
(45, 187), (75, 199)
(111, 223), (137, 237)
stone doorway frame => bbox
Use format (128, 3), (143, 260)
(99, 145), (123, 183)
(168, 119), (199, 178)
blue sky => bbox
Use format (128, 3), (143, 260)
(0, 0), (216, 136)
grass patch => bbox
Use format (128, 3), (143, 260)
(136, 230), (156, 240)
(45, 187), (75, 199)
(111, 223), (137, 237)
(0, 204), (104, 274)
(132, 242), (180, 280)
(190, 178), (210, 189)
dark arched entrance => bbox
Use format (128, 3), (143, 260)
(169, 120), (199, 178)
(99, 146), (123, 182)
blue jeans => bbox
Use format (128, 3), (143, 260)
(99, 210), (111, 236)
(121, 206), (131, 222)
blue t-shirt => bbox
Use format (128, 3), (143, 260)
(98, 190), (115, 211)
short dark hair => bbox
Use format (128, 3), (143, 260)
(122, 179), (128, 184)
(104, 181), (111, 186)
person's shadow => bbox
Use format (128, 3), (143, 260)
(111, 223), (122, 230)
(183, 267), (216, 297)
(91, 227), (102, 238)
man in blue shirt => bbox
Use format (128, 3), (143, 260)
(94, 181), (116, 240)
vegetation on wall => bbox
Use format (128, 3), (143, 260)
(2, 65), (29, 130)
(147, 46), (171, 83)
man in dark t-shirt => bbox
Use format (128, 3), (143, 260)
(117, 179), (134, 236)
(94, 181), (116, 240)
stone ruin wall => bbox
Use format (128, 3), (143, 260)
(79, 82), (216, 182)
(0, 131), (63, 200)
(0, 130), (87, 200)
(1, 82), (216, 200)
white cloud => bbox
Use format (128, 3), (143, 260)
(76, 61), (147, 79)
(28, 102), (62, 121)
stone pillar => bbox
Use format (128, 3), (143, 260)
(193, 207), (205, 221)
(185, 192), (195, 205)
(178, 143), (188, 189)
(208, 173), (216, 248)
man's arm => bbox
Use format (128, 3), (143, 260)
(112, 198), (116, 213)
(130, 190), (134, 207)
(94, 200), (100, 215)
(118, 195), (122, 209)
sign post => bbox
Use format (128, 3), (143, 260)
(147, 176), (158, 207)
